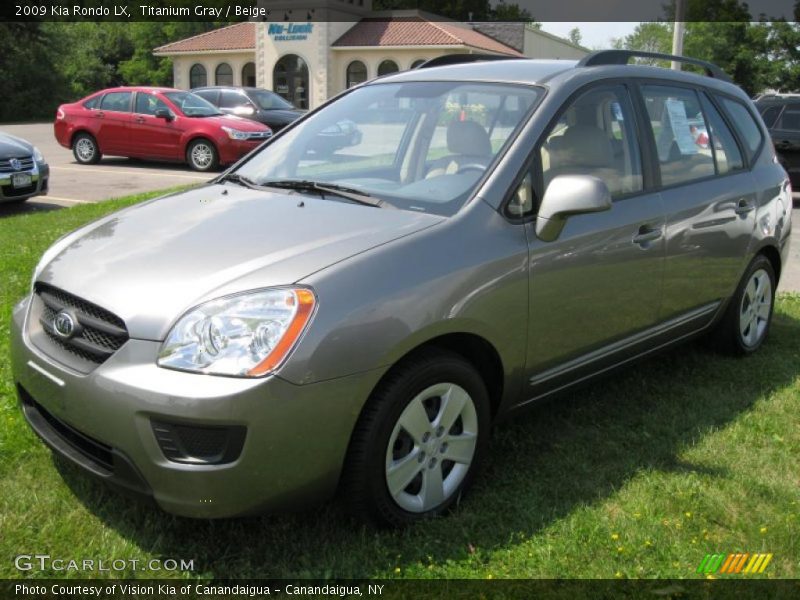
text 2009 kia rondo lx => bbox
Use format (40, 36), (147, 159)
(11, 52), (792, 526)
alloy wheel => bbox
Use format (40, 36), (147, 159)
(739, 267), (772, 348)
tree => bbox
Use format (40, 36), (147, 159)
(568, 27), (582, 46)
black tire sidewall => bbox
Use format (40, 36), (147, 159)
(186, 139), (218, 172)
(357, 352), (491, 526)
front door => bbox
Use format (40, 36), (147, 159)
(129, 93), (182, 160)
(524, 83), (666, 397)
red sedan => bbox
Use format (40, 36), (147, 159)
(54, 87), (272, 171)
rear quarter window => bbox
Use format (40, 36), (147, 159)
(83, 96), (101, 110)
(718, 97), (764, 160)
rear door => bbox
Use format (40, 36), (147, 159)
(524, 82), (666, 394)
(96, 91), (133, 155)
(128, 92), (182, 160)
(636, 84), (757, 321)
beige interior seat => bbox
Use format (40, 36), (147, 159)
(426, 120), (492, 178)
(544, 125), (622, 195)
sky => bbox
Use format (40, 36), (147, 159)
(539, 22), (639, 50)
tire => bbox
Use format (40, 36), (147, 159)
(342, 348), (491, 527)
(710, 254), (776, 355)
(186, 139), (219, 172)
(72, 133), (101, 165)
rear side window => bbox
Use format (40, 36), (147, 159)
(641, 85), (714, 187)
(718, 97), (764, 158)
(540, 84), (643, 198)
(100, 91), (132, 112)
(760, 105), (782, 129)
(699, 94), (744, 175)
(776, 104), (800, 132)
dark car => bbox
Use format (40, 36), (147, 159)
(754, 93), (800, 188)
(54, 87), (271, 171)
(193, 86), (362, 155)
(0, 132), (49, 204)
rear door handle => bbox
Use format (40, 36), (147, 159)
(734, 198), (755, 215)
(134, 116), (145, 124)
(95, 111), (105, 119)
(632, 226), (663, 246)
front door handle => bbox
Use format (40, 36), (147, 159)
(632, 226), (663, 246)
(775, 140), (791, 149)
(734, 198), (755, 215)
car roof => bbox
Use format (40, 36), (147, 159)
(194, 86), (274, 93)
(376, 56), (748, 100)
(89, 86), (181, 95)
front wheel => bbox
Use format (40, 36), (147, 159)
(710, 254), (776, 355)
(343, 349), (491, 527)
(186, 139), (219, 172)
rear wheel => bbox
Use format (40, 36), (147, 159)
(186, 139), (218, 172)
(343, 349), (491, 527)
(710, 254), (776, 355)
(72, 133), (101, 165)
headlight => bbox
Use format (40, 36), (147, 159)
(158, 288), (316, 377)
(33, 146), (45, 163)
(221, 126), (251, 140)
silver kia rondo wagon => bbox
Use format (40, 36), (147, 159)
(11, 51), (792, 526)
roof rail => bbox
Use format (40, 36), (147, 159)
(577, 50), (732, 83)
(415, 54), (521, 69)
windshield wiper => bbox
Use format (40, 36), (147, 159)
(260, 179), (393, 209)
(217, 172), (267, 190)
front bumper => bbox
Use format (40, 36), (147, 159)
(10, 295), (381, 518)
(0, 162), (49, 202)
(218, 138), (268, 165)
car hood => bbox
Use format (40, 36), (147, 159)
(259, 108), (304, 122)
(36, 184), (443, 340)
(0, 133), (33, 157)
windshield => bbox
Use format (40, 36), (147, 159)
(163, 91), (222, 117)
(251, 90), (295, 111)
(234, 81), (541, 216)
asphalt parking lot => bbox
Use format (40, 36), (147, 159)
(1, 121), (799, 291)
(0, 122), (211, 208)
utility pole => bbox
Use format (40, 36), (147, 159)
(671, 0), (686, 70)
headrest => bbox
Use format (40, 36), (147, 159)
(559, 125), (614, 168)
(446, 120), (492, 156)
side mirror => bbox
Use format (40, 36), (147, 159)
(535, 175), (612, 242)
(154, 108), (173, 121)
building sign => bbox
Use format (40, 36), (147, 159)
(268, 23), (314, 42)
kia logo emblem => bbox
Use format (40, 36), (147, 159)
(9, 158), (22, 171)
(53, 311), (76, 339)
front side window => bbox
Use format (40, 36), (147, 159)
(719, 97), (765, 158)
(134, 93), (169, 116)
(235, 81), (541, 216)
(540, 84), (643, 198)
(641, 85), (714, 187)
(163, 91), (221, 117)
(220, 90), (250, 109)
(100, 91), (132, 112)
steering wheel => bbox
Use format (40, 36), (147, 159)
(455, 164), (486, 175)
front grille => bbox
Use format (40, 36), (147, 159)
(31, 283), (128, 371)
(151, 420), (246, 465)
(245, 131), (272, 140)
(19, 386), (114, 472)
(0, 155), (35, 173)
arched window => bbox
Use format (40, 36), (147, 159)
(411, 59), (426, 69)
(241, 62), (256, 87)
(215, 63), (233, 86)
(273, 54), (309, 109)
(377, 60), (399, 76)
(189, 64), (207, 88)
(346, 60), (367, 88)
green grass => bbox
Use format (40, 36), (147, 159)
(0, 190), (798, 580)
